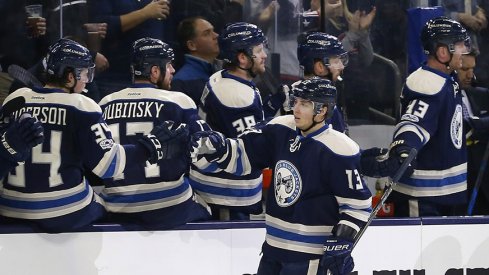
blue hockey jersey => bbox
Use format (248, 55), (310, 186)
(189, 70), (265, 212)
(98, 84), (211, 228)
(391, 65), (467, 205)
(193, 115), (372, 261)
(0, 87), (151, 231)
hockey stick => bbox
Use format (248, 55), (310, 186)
(353, 147), (418, 248)
(467, 140), (489, 215)
(7, 64), (43, 88)
(324, 148), (417, 275)
(1, 96), (26, 120)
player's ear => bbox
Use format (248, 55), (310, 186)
(313, 60), (327, 75)
(436, 46), (450, 63)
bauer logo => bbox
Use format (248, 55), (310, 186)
(274, 160), (302, 207)
(450, 104), (463, 149)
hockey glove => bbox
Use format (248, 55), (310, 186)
(360, 141), (415, 179)
(360, 147), (389, 177)
(139, 121), (189, 164)
(320, 236), (354, 275)
(0, 113), (44, 163)
(263, 85), (290, 117)
(190, 131), (227, 163)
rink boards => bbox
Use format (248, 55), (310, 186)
(0, 217), (488, 275)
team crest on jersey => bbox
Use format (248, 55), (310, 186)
(274, 160), (302, 207)
(450, 104), (463, 149)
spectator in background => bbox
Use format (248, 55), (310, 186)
(458, 50), (489, 215)
(322, 0), (376, 123)
(8, 1), (110, 102)
(473, 0), (489, 89)
(0, 0), (47, 75)
(370, 0), (409, 79)
(441, 0), (487, 51)
(98, 38), (212, 229)
(172, 17), (220, 106)
(164, 0), (243, 71)
(88, 0), (171, 98)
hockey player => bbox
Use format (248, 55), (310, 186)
(361, 17), (471, 217)
(297, 31), (349, 133)
(0, 38), (187, 232)
(189, 22), (268, 219)
(191, 78), (372, 275)
(98, 37), (212, 229)
(0, 113), (44, 179)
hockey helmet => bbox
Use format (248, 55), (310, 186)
(297, 32), (348, 73)
(290, 77), (337, 117)
(218, 22), (267, 64)
(421, 16), (471, 55)
(131, 37), (174, 78)
(45, 38), (95, 83)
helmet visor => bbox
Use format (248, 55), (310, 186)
(289, 95), (324, 114)
(76, 65), (95, 83)
(325, 52), (349, 69)
(448, 37), (471, 54)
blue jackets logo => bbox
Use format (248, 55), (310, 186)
(450, 104), (463, 149)
(274, 160), (302, 207)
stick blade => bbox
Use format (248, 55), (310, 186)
(7, 64), (43, 88)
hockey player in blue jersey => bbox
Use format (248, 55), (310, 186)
(265, 32), (349, 132)
(191, 78), (372, 275)
(0, 113), (44, 179)
(297, 31), (349, 133)
(98, 37), (212, 229)
(362, 17), (471, 217)
(189, 22), (269, 220)
(0, 38), (188, 232)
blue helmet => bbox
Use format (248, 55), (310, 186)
(219, 22), (267, 64)
(421, 16), (471, 55)
(297, 32), (348, 73)
(45, 38), (95, 83)
(131, 37), (174, 78)
(290, 78), (337, 117)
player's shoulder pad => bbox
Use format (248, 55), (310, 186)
(405, 67), (447, 96)
(314, 128), (360, 156)
(11, 88), (102, 113)
(267, 115), (296, 130)
(207, 70), (256, 107)
(99, 88), (197, 110)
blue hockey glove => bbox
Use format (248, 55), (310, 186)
(320, 236), (354, 275)
(139, 121), (189, 164)
(386, 140), (416, 178)
(263, 85), (289, 117)
(0, 113), (44, 163)
(190, 131), (227, 162)
(360, 141), (415, 178)
(360, 147), (389, 177)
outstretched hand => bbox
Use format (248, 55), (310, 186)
(190, 131), (227, 163)
(139, 121), (189, 164)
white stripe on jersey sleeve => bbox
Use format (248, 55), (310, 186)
(92, 143), (126, 178)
